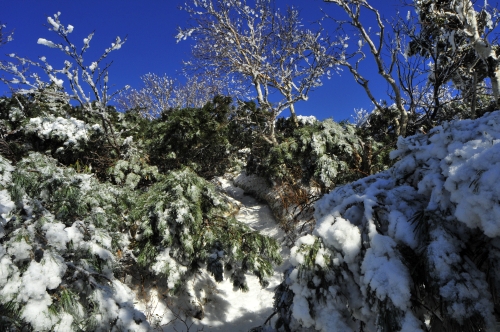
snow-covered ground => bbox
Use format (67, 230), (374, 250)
(134, 177), (290, 331)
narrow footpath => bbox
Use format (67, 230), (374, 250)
(136, 177), (290, 332)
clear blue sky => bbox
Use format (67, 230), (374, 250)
(2, 0), (406, 121)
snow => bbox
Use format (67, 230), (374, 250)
(133, 176), (290, 331)
(361, 234), (412, 310)
(0, 156), (15, 239)
(37, 38), (58, 48)
(25, 115), (99, 150)
(297, 115), (317, 125)
(315, 216), (360, 265)
(151, 248), (188, 289)
(17, 252), (68, 330)
(7, 238), (32, 262)
(0, 189), (15, 238)
(282, 110), (500, 330)
(65, 222), (85, 248)
(42, 222), (69, 251)
(47, 16), (60, 31)
(0, 156), (14, 187)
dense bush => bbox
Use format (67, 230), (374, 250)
(0, 93), (282, 331)
(146, 95), (236, 178)
(132, 167), (282, 291)
(248, 116), (393, 193)
(273, 111), (500, 331)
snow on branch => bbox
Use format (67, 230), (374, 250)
(0, 12), (128, 153)
(277, 109), (500, 330)
(178, 0), (340, 142)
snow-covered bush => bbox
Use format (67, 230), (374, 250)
(132, 167), (282, 292)
(108, 133), (159, 189)
(250, 117), (364, 190)
(0, 152), (149, 331)
(0, 95), (118, 179)
(109, 157), (158, 189)
(25, 115), (102, 152)
(275, 111), (500, 331)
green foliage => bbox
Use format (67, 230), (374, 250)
(132, 167), (282, 291)
(248, 116), (367, 191)
(0, 300), (23, 331)
(146, 95), (235, 178)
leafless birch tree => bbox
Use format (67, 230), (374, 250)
(177, 0), (339, 144)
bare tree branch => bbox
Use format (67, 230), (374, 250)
(178, 0), (339, 143)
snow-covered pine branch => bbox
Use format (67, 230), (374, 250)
(275, 109), (500, 331)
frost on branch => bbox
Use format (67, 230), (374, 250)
(0, 22), (14, 46)
(178, 0), (339, 142)
(275, 110), (500, 331)
(1, 12), (127, 153)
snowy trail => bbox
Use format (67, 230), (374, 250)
(137, 177), (290, 332)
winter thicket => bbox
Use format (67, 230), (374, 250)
(0, 13), (282, 331)
(1, 0), (500, 331)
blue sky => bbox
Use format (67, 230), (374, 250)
(2, 0), (406, 121)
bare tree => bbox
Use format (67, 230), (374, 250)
(115, 71), (247, 118)
(171, 72), (242, 109)
(177, 0), (339, 144)
(324, 0), (409, 136)
(116, 73), (176, 119)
